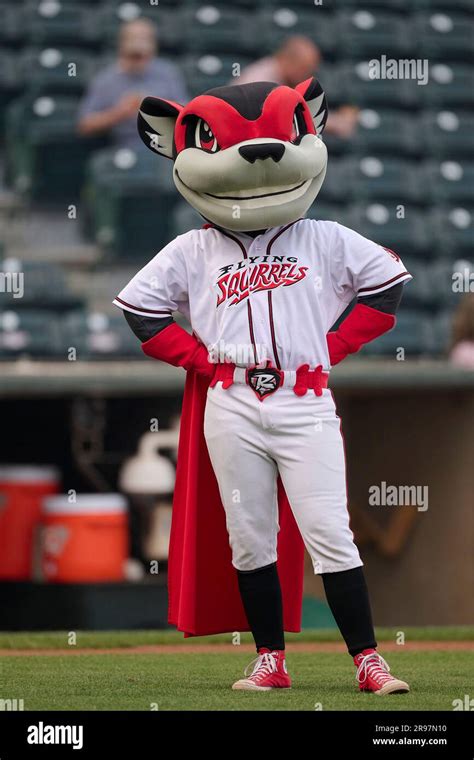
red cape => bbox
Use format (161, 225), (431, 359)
(168, 370), (305, 637)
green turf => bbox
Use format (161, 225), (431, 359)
(1, 651), (471, 711)
(1, 626), (473, 650)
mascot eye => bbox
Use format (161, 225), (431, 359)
(292, 114), (300, 140)
(291, 105), (309, 143)
(195, 119), (218, 152)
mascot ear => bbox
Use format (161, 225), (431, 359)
(295, 77), (328, 137)
(137, 96), (183, 158)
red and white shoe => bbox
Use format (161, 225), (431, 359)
(232, 648), (291, 691)
(354, 649), (410, 695)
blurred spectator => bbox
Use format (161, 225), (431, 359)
(450, 294), (474, 369)
(233, 36), (358, 139)
(77, 19), (189, 149)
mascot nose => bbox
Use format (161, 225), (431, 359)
(238, 143), (285, 164)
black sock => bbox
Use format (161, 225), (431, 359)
(322, 566), (377, 657)
(237, 562), (285, 652)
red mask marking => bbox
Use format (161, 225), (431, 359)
(174, 86), (315, 153)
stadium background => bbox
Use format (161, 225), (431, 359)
(0, 0), (473, 639)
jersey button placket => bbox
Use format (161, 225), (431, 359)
(250, 235), (274, 370)
(246, 240), (261, 366)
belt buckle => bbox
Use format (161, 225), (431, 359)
(246, 367), (282, 400)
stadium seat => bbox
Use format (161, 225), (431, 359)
(316, 64), (346, 108)
(181, 54), (251, 97)
(425, 259), (461, 311)
(419, 111), (474, 158)
(347, 203), (430, 259)
(362, 310), (436, 355)
(335, 0), (411, 9)
(0, 3), (27, 45)
(338, 62), (417, 109)
(60, 311), (142, 358)
(258, 7), (337, 57)
(414, 11), (474, 61)
(431, 310), (453, 355)
(5, 95), (99, 201)
(25, 1), (102, 48)
(101, 3), (182, 53)
(418, 64), (474, 107)
(306, 202), (353, 228)
(414, 0), (474, 10)
(268, 0), (324, 6)
(338, 11), (414, 58)
(39, 0), (102, 3)
(18, 47), (100, 96)
(352, 157), (422, 203)
(350, 109), (419, 157)
(427, 206), (474, 258)
(421, 161), (474, 204)
(0, 309), (61, 358)
(194, 0), (261, 6)
(400, 257), (461, 314)
(182, 5), (260, 55)
(394, 259), (433, 309)
(321, 157), (422, 204)
(0, 51), (22, 134)
(172, 202), (206, 237)
(0, 259), (83, 311)
(84, 147), (179, 259)
(103, 0), (185, 5)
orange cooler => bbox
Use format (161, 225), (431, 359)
(41, 494), (128, 582)
(0, 466), (60, 579)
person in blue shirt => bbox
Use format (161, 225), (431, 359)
(77, 18), (189, 149)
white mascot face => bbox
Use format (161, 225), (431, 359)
(137, 78), (328, 232)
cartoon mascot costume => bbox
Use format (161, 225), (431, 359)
(114, 79), (412, 694)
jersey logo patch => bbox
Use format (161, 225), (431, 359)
(216, 261), (308, 306)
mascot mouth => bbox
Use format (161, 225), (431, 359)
(204, 180), (309, 201)
(175, 170), (312, 204)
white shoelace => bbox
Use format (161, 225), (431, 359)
(356, 652), (393, 685)
(244, 651), (278, 680)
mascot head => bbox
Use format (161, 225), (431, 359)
(137, 78), (328, 232)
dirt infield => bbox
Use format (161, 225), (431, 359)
(1, 640), (473, 656)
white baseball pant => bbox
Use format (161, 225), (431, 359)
(203, 382), (362, 574)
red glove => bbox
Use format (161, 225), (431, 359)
(141, 322), (214, 379)
(327, 303), (395, 366)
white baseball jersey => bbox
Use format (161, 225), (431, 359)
(113, 219), (412, 370)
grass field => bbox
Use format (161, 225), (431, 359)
(1, 627), (473, 711)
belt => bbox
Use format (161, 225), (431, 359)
(210, 363), (329, 401)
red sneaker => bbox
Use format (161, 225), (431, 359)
(232, 649), (291, 691)
(354, 649), (410, 695)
